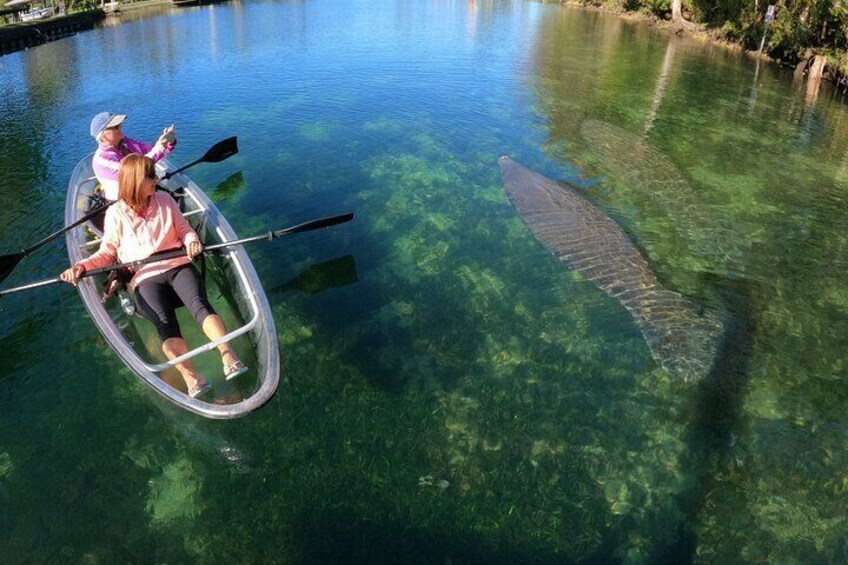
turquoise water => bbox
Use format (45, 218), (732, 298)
(2, 1), (848, 562)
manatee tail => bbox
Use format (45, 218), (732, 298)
(625, 289), (723, 381)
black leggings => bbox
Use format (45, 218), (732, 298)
(134, 264), (216, 341)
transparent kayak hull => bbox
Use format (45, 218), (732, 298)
(65, 155), (280, 419)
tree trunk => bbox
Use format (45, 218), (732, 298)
(671, 0), (685, 25)
(805, 54), (827, 104)
(808, 54), (827, 81)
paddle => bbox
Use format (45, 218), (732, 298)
(0, 136), (240, 286)
(162, 136), (238, 180)
(0, 212), (354, 298)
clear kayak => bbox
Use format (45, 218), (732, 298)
(64, 154), (280, 419)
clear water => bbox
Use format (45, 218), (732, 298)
(1, 1), (848, 562)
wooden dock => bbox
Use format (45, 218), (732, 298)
(0, 10), (104, 56)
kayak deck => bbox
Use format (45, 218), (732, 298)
(65, 155), (280, 418)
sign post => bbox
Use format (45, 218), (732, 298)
(759, 5), (776, 56)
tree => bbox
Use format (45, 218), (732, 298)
(671, 0), (685, 25)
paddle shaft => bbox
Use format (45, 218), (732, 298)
(0, 137), (237, 269)
(161, 156), (204, 181)
(162, 136), (238, 180)
(0, 212), (354, 297)
(21, 201), (111, 257)
(24, 183), (185, 255)
(85, 213), (354, 277)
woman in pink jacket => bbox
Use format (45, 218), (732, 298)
(61, 154), (248, 398)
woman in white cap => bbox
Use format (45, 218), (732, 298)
(90, 111), (177, 202)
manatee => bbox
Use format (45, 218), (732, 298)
(580, 119), (745, 264)
(499, 156), (722, 382)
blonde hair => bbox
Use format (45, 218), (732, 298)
(118, 154), (156, 214)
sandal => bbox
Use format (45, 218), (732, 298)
(188, 380), (213, 399)
(224, 358), (249, 381)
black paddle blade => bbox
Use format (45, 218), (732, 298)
(276, 213), (355, 237)
(202, 136), (238, 163)
(0, 252), (24, 285)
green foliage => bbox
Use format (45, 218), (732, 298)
(689, 0), (749, 28)
(645, 0), (671, 18)
(67, 0), (99, 12)
(573, 0), (848, 72)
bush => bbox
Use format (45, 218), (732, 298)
(645, 0), (670, 18)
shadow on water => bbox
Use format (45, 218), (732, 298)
(651, 274), (758, 563)
(282, 244), (489, 395)
(290, 504), (622, 565)
(271, 253), (479, 394)
(148, 396), (257, 474)
(271, 255), (359, 296)
(0, 317), (48, 383)
(344, 294), (487, 395)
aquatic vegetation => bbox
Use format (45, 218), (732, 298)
(0, 452), (11, 479)
(744, 377), (789, 421)
(146, 457), (204, 527)
(199, 92), (314, 133)
(210, 171), (245, 202)
(273, 303), (314, 346)
(297, 122), (335, 143)
(390, 232), (451, 283)
(366, 153), (461, 196)
(455, 263), (507, 317)
(337, 125), (703, 555)
(362, 116), (408, 136)
(693, 409), (848, 562)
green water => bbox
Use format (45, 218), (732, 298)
(2, 1), (848, 562)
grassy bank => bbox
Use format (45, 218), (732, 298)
(548, 0), (848, 89)
(116, 0), (173, 13)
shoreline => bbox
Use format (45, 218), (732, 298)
(0, 10), (104, 56)
(113, 0), (174, 13)
(551, 0), (848, 92)
(556, 1), (774, 63)
(542, 0), (848, 96)
(0, 1), (174, 56)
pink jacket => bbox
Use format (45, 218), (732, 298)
(78, 193), (200, 291)
(93, 137), (175, 201)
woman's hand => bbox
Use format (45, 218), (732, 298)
(187, 241), (203, 260)
(60, 264), (86, 286)
(157, 125), (177, 148)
